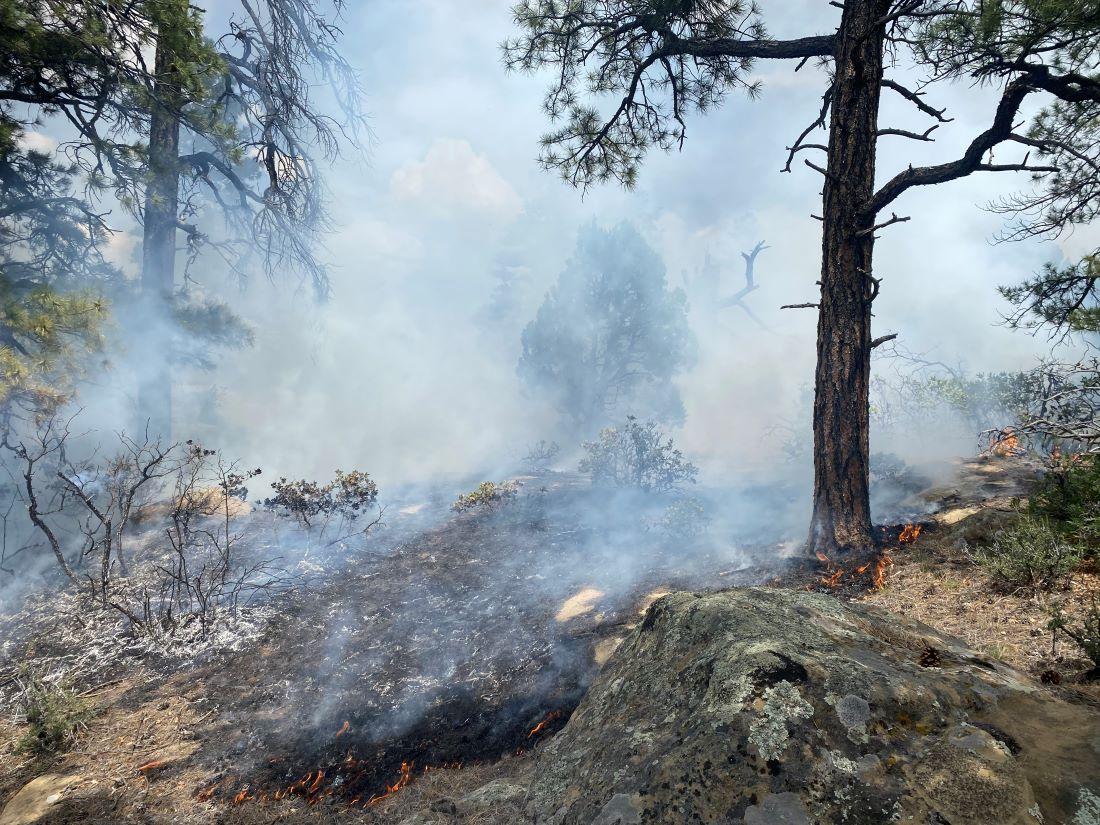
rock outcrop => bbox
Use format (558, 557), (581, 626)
(527, 588), (1100, 825)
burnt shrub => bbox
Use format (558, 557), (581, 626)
(522, 440), (561, 472)
(579, 417), (697, 492)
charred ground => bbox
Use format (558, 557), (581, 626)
(1, 456), (1097, 824)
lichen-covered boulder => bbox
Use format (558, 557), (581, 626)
(527, 588), (1100, 825)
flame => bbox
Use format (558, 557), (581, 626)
(196, 783), (219, 802)
(366, 761), (413, 806)
(987, 428), (1021, 457)
(873, 551), (892, 589)
(898, 523), (921, 544)
(335, 720), (350, 738)
(233, 787), (252, 805)
(528, 710), (562, 738)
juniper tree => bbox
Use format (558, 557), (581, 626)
(519, 222), (695, 434)
(505, 0), (1100, 556)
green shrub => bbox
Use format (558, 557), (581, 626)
(976, 515), (1083, 592)
(580, 417), (697, 492)
(264, 469), (379, 529)
(1028, 454), (1100, 558)
(452, 480), (519, 513)
(14, 673), (91, 755)
(1048, 597), (1100, 677)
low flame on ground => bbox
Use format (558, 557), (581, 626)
(528, 710), (562, 738)
(814, 524), (915, 591)
(213, 749), (472, 809)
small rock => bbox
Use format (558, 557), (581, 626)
(0, 774), (82, 825)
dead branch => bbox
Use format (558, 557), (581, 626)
(855, 213), (910, 238)
(881, 79), (952, 122)
(877, 125), (940, 142)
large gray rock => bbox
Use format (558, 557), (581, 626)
(527, 588), (1100, 825)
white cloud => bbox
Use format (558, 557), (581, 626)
(18, 131), (57, 153)
(390, 138), (523, 221)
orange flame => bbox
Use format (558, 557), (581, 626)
(366, 761), (413, 807)
(898, 524), (921, 544)
(873, 551), (892, 589)
(528, 710), (562, 738)
(334, 720), (350, 738)
(196, 783), (219, 802)
(987, 428), (1021, 457)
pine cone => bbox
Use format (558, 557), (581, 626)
(919, 647), (942, 668)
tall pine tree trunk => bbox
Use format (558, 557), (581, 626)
(807, 0), (888, 558)
(139, 17), (183, 440)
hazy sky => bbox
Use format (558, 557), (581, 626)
(157, 1), (1100, 484)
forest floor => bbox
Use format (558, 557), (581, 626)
(0, 454), (1097, 825)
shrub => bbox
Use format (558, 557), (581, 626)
(522, 440), (561, 471)
(580, 417), (697, 492)
(975, 515), (1083, 592)
(14, 672), (91, 755)
(452, 480), (520, 513)
(264, 470), (379, 529)
(1048, 597), (1100, 678)
(658, 497), (711, 539)
(1028, 453), (1100, 557)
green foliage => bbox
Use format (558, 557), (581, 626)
(1048, 597), (1100, 675)
(870, 367), (1041, 437)
(14, 671), (92, 755)
(0, 275), (107, 414)
(264, 470), (379, 529)
(1001, 254), (1100, 334)
(580, 416), (698, 492)
(503, 0), (766, 188)
(519, 223), (695, 433)
(975, 514), (1083, 591)
(452, 480), (520, 513)
(1027, 453), (1100, 557)
(171, 294), (255, 369)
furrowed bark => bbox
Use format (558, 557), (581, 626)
(139, 17), (184, 441)
(807, 0), (888, 558)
